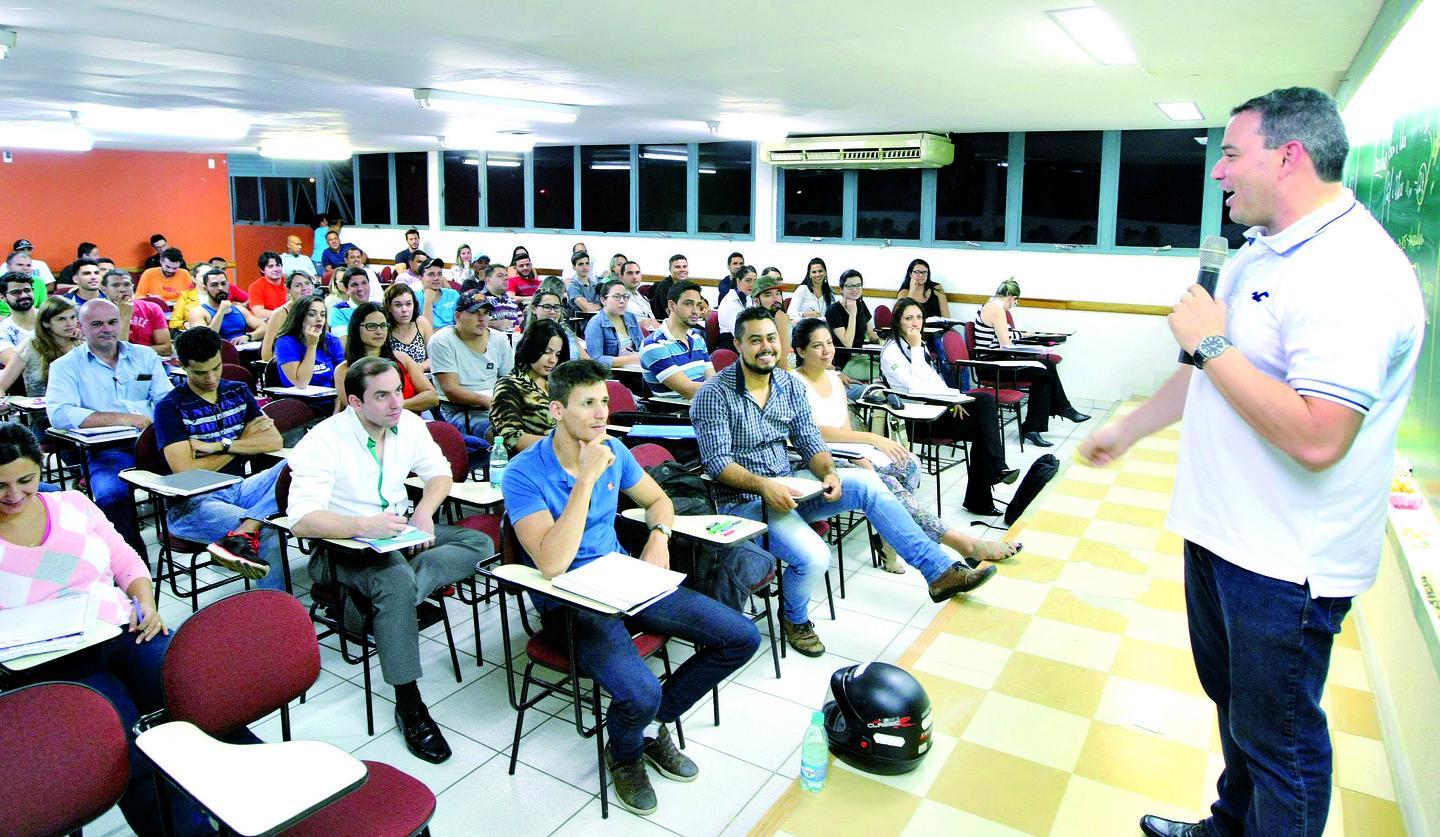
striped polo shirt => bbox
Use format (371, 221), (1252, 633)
(640, 323), (710, 395)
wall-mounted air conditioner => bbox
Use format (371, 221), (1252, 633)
(761, 132), (954, 169)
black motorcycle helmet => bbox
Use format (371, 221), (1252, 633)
(822, 662), (932, 775)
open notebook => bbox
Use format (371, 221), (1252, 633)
(0, 593), (92, 663)
(551, 553), (685, 614)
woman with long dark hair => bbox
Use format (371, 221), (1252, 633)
(896, 257), (949, 318)
(490, 319), (569, 456)
(273, 295), (345, 388)
(787, 257), (835, 320)
(384, 282), (433, 371)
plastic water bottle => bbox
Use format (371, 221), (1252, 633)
(799, 711), (829, 792)
(489, 434), (508, 484)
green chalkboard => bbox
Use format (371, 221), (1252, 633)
(1347, 113), (1440, 503)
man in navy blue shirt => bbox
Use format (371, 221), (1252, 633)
(503, 359), (759, 817)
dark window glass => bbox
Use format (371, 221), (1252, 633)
(782, 169), (844, 238)
(533, 146), (576, 230)
(357, 153), (391, 225)
(1116, 129), (1207, 248)
(261, 178), (290, 224)
(856, 169), (921, 240)
(393, 152), (428, 227)
(324, 161), (354, 223)
(638, 144), (687, 232)
(293, 178), (317, 226)
(232, 176), (261, 222)
(581, 145), (631, 232)
(486, 153), (525, 228)
(1221, 201), (1249, 250)
(442, 151), (480, 227)
(935, 132), (1008, 242)
(698, 142), (752, 234)
(1021, 131), (1102, 245)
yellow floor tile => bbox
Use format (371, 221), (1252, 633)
(1155, 530), (1186, 556)
(1073, 721), (1210, 809)
(1111, 637), (1206, 696)
(1332, 731), (1395, 801)
(1023, 510), (1092, 538)
(1329, 647), (1371, 692)
(939, 600), (1033, 648)
(1128, 447), (1179, 464)
(1124, 459), (1181, 478)
(778, 763), (924, 837)
(997, 552), (1066, 584)
(1054, 479), (1110, 500)
(1327, 685), (1382, 740)
(1037, 588), (1130, 635)
(1083, 519), (1162, 551)
(1136, 578), (1187, 612)
(912, 671), (987, 739)
(992, 651), (1109, 718)
(1009, 530), (1078, 561)
(1070, 539), (1148, 574)
(1067, 465), (1120, 485)
(1339, 789), (1407, 836)
(1096, 501), (1171, 530)
(925, 742), (1071, 836)
(1017, 616), (1123, 672)
(1116, 472), (1176, 494)
(1043, 494), (1103, 519)
(1134, 436), (1181, 452)
(1049, 776), (1204, 837)
(961, 692), (1092, 772)
(1153, 427), (1183, 442)
(1054, 561), (1152, 601)
(1105, 485), (1173, 511)
(1335, 620), (1361, 650)
(968, 574), (1052, 615)
(900, 799), (1031, 837)
(913, 633), (1013, 690)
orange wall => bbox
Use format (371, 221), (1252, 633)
(0, 150), (233, 272)
(232, 224), (311, 288)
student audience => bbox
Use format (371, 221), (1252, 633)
(480, 263), (522, 331)
(318, 228), (351, 271)
(716, 264), (757, 352)
(101, 269), (171, 356)
(526, 281), (587, 361)
(62, 259), (105, 305)
(288, 356), (493, 764)
(274, 296), (345, 388)
(503, 359), (759, 816)
(647, 254), (688, 321)
(333, 301), (438, 415)
(0, 271), (41, 365)
(600, 252), (627, 284)
(751, 270), (793, 371)
(583, 279), (645, 369)
(565, 250), (601, 313)
(715, 251), (745, 303)
(896, 257), (949, 318)
(188, 267), (264, 343)
(279, 235), (313, 278)
(448, 244), (476, 286)
(417, 257), (460, 330)
(619, 260), (660, 331)
(507, 246), (541, 303)
(0, 251), (49, 317)
(10, 239), (55, 289)
(639, 280), (713, 397)
(393, 227), (423, 268)
(141, 233), (168, 271)
(56, 241), (100, 285)
(826, 268), (879, 380)
(384, 283), (433, 371)
(430, 289), (515, 467)
(260, 270), (318, 361)
(490, 319), (569, 456)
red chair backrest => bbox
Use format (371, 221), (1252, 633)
(705, 310), (720, 347)
(262, 397), (314, 434)
(963, 321), (978, 353)
(261, 359), (284, 389)
(220, 340), (240, 367)
(0, 682), (130, 836)
(1005, 310), (1015, 328)
(874, 304), (893, 330)
(380, 266), (395, 283)
(606, 379), (637, 414)
(427, 420), (470, 483)
(275, 463), (293, 514)
(711, 348), (738, 372)
(222, 363), (256, 392)
(500, 517), (526, 566)
(629, 443), (675, 469)
(637, 283), (653, 301)
(163, 590), (322, 736)
(942, 329), (969, 362)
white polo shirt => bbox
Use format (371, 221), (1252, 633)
(1167, 190), (1424, 597)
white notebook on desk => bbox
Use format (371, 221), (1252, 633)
(551, 553), (685, 614)
(0, 593), (92, 662)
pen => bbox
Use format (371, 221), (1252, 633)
(130, 596), (145, 624)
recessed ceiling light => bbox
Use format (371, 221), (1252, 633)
(1048, 5), (1137, 65)
(589, 163), (631, 171)
(415, 88), (579, 124)
(78, 106), (252, 141)
(486, 159), (522, 168)
(1157, 101), (1204, 121)
(0, 123), (93, 151)
(260, 134), (351, 160)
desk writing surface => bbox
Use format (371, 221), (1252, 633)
(405, 476), (504, 506)
(488, 563), (621, 615)
(618, 509), (767, 544)
(774, 475), (825, 502)
(2, 602), (122, 672)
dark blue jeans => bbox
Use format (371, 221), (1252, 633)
(1185, 542), (1351, 837)
(539, 585), (760, 763)
(87, 445), (147, 560)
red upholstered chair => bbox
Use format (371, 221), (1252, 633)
(155, 590), (436, 836)
(0, 682), (130, 837)
(705, 310), (721, 350)
(637, 282), (653, 300)
(606, 379), (638, 414)
(262, 397), (316, 435)
(956, 324), (1030, 450)
(220, 339), (241, 367)
(711, 348), (738, 372)
(222, 362), (256, 394)
(379, 265), (395, 283)
(873, 303), (893, 333)
(1005, 309), (1061, 362)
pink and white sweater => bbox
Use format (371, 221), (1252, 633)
(0, 491), (151, 626)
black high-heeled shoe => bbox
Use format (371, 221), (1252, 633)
(1023, 431), (1054, 447)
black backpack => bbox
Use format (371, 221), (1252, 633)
(1004, 454), (1059, 525)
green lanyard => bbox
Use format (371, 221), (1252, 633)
(366, 436), (387, 512)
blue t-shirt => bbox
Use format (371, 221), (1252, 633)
(419, 287), (460, 330)
(502, 434), (644, 576)
(274, 333), (345, 387)
(153, 380), (263, 476)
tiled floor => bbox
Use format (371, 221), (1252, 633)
(80, 397), (1406, 836)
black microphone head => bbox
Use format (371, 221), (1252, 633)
(1199, 235), (1229, 272)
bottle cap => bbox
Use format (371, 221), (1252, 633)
(812, 710), (824, 723)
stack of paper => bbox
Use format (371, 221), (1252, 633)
(552, 553), (685, 613)
(355, 526), (435, 553)
(62, 426), (141, 443)
(0, 594), (91, 663)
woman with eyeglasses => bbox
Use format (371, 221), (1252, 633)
(525, 283), (589, 361)
(489, 319), (570, 456)
(273, 296), (345, 388)
(583, 278), (644, 369)
(384, 283), (433, 372)
(787, 257), (835, 320)
(825, 268), (880, 381)
(896, 257), (949, 318)
(332, 301), (438, 414)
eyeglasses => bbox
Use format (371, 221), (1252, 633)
(607, 293), (631, 301)
(537, 304), (563, 313)
(911, 269), (930, 277)
(358, 321), (388, 333)
(842, 283), (863, 290)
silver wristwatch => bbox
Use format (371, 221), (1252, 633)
(221, 436), (233, 452)
(649, 523), (673, 539)
(1193, 335), (1232, 369)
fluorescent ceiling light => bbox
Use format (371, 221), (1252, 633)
(699, 166), (717, 174)
(1193, 136), (1208, 146)
(487, 159), (522, 168)
(78, 105), (252, 140)
(0, 28), (16, 60)
(589, 163), (630, 171)
(414, 88), (578, 124)
(641, 150), (687, 162)
(0, 123), (93, 151)
(260, 134), (351, 160)
(715, 117), (789, 143)
(1156, 101), (1203, 121)
(1048, 5), (1137, 65)
(441, 132), (536, 152)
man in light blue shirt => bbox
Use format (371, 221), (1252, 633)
(47, 299), (174, 557)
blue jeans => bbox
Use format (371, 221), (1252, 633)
(539, 585), (759, 763)
(721, 469), (956, 624)
(1185, 542), (1351, 837)
(168, 462), (287, 591)
(87, 445), (145, 559)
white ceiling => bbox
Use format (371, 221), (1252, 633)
(0, 0), (1384, 153)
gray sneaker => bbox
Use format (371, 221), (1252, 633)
(643, 724), (698, 782)
(606, 746), (657, 816)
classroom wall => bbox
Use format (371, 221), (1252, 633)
(0, 150), (233, 272)
(341, 158), (1197, 404)
(232, 224), (312, 288)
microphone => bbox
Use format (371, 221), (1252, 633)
(1179, 235), (1230, 365)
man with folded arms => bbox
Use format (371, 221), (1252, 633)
(504, 359), (759, 816)
(288, 356), (492, 763)
(154, 327), (286, 584)
(692, 307), (996, 657)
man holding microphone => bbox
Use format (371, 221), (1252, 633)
(1080, 87), (1424, 837)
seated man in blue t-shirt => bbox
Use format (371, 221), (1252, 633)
(503, 359), (759, 818)
(638, 280), (714, 398)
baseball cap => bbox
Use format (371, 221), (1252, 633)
(12, 239), (33, 251)
(753, 274), (782, 296)
(456, 288), (494, 314)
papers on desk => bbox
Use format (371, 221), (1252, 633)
(828, 442), (892, 469)
(354, 526), (435, 553)
(266, 385), (337, 398)
(551, 552), (685, 614)
(0, 594), (91, 663)
(143, 469), (244, 495)
(233, 341), (263, 352)
(54, 425), (141, 443)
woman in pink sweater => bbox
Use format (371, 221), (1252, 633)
(0, 422), (220, 836)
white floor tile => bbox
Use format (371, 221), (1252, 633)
(348, 721), (497, 796)
(552, 796), (682, 836)
(721, 774), (796, 837)
(427, 667), (551, 752)
(251, 679), (393, 752)
(684, 682), (820, 772)
(429, 752), (591, 837)
(640, 739), (773, 837)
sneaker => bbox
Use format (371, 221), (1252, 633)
(207, 531), (268, 580)
(927, 561), (997, 602)
(607, 746), (658, 816)
(781, 617), (826, 657)
(642, 724), (698, 782)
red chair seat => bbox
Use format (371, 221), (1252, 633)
(810, 521), (829, 537)
(456, 513), (501, 543)
(526, 631), (667, 672)
(970, 387), (1024, 406)
(281, 760), (435, 836)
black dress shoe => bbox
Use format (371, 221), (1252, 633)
(1023, 432), (1054, 447)
(965, 506), (1003, 516)
(1061, 407), (1091, 423)
(996, 468), (1020, 486)
(1139, 814), (1209, 837)
(396, 705), (452, 764)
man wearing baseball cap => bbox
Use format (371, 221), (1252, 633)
(11, 239), (55, 290)
(429, 288), (515, 469)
